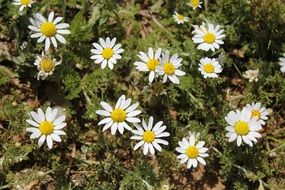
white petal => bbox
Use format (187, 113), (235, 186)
(134, 140), (144, 150)
(26, 119), (39, 127)
(96, 110), (111, 116)
(47, 135), (53, 149)
(54, 123), (67, 130)
(143, 143), (149, 155)
(111, 123), (118, 135)
(98, 117), (112, 125)
(51, 133), (61, 142)
(53, 115), (66, 125)
(100, 102), (113, 112)
(38, 135), (46, 148)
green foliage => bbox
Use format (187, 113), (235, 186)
(0, 0), (285, 189)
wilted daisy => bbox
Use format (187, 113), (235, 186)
(176, 133), (209, 169)
(279, 53), (285, 73)
(187, 0), (202, 10)
(28, 12), (71, 51)
(198, 57), (222, 78)
(192, 23), (225, 52)
(96, 95), (141, 135)
(225, 108), (262, 147)
(26, 107), (66, 149)
(173, 12), (189, 25)
(134, 48), (161, 83)
(157, 50), (186, 84)
(245, 102), (269, 125)
(13, 0), (34, 12)
(90, 37), (124, 70)
(131, 116), (170, 155)
(34, 52), (61, 80)
(243, 69), (259, 82)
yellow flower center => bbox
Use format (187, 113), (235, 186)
(177, 14), (185, 21)
(111, 108), (126, 122)
(142, 130), (155, 143)
(251, 110), (261, 119)
(190, 0), (200, 7)
(102, 48), (114, 60)
(234, 121), (249, 136)
(203, 33), (216, 44)
(20, 0), (31, 5)
(164, 63), (175, 75)
(203, 63), (215, 73)
(186, 146), (199, 159)
(40, 22), (57, 37)
(146, 59), (159, 71)
(40, 58), (55, 73)
(39, 121), (54, 135)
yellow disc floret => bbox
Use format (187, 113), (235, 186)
(190, 0), (200, 7)
(111, 108), (126, 122)
(143, 130), (155, 143)
(186, 146), (199, 159)
(40, 58), (55, 73)
(203, 63), (215, 73)
(164, 63), (175, 75)
(147, 59), (159, 71)
(39, 121), (54, 135)
(234, 121), (249, 136)
(177, 14), (185, 21)
(203, 33), (216, 44)
(40, 22), (57, 37)
(251, 110), (261, 119)
(20, 0), (31, 5)
(102, 48), (114, 60)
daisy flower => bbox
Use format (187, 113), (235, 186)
(157, 50), (186, 84)
(243, 69), (259, 82)
(96, 95), (141, 135)
(176, 133), (209, 169)
(28, 12), (71, 51)
(13, 0), (34, 12)
(26, 107), (67, 149)
(245, 102), (269, 125)
(198, 57), (222, 78)
(279, 53), (285, 73)
(34, 52), (61, 80)
(173, 12), (189, 25)
(225, 108), (262, 147)
(131, 116), (170, 155)
(187, 0), (202, 10)
(192, 23), (225, 52)
(90, 37), (124, 70)
(134, 48), (161, 83)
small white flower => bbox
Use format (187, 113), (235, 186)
(225, 108), (262, 147)
(243, 69), (259, 82)
(245, 102), (269, 125)
(131, 116), (170, 155)
(134, 48), (162, 83)
(28, 12), (71, 51)
(187, 0), (202, 10)
(90, 37), (124, 70)
(192, 23), (225, 52)
(176, 134), (209, 169)
(34, 52), (61, 80)
(157, 50), (186, 84)
(13, 0), (34, 12)
(279, 53), (285, 73)
(96, 95), (141, 135)
(198, 57), (222, 78)
(20, 41), (28, 50)
(173, 12), (189, 25)
(26, 107), (67, 149)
